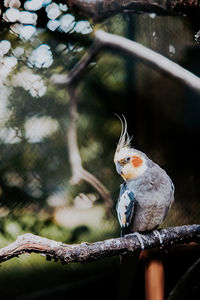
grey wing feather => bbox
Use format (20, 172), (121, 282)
(116, 183), (135, 229)
(125, 191), (135, 225)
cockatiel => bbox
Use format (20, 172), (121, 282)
(114, 117), (174, 244)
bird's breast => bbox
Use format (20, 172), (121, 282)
(131, 199), (165, 232)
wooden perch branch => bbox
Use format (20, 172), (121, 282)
(0, 225), (200, 264)
(66, 0), (200, 21)
(53, 30), (200, 94)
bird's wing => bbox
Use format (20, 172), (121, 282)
(116, 183), (135, 230)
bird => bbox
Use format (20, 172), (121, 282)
(114, 116), (174, 300)
(114, 116), (174, 246)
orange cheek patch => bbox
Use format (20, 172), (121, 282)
(132, 156), (143, 167)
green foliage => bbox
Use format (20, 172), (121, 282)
(0, 212), (71, 247)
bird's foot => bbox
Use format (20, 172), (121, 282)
(127, 232), (148, 250)
(153, 230), (163, 247)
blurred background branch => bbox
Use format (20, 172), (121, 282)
(53, 30), (200, 93)
(66, 87), (113, 214)
(167, 257), (200, 300)
(66, 0), (200, 21)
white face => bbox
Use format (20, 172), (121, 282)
(114, 148), (147, 180)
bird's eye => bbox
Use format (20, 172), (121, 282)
(125, 156), (131, 163)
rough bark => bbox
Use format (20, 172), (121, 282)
(0, 225), (199, 264)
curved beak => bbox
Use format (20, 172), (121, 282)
(116, 162), (123, 175)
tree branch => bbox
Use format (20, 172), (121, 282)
(167, 257), (200, 300)
(53, 30), (200, 94)
(66, 0), (200, 21)
(0, 225), (200, 264)
(66, 86), (114, 213)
